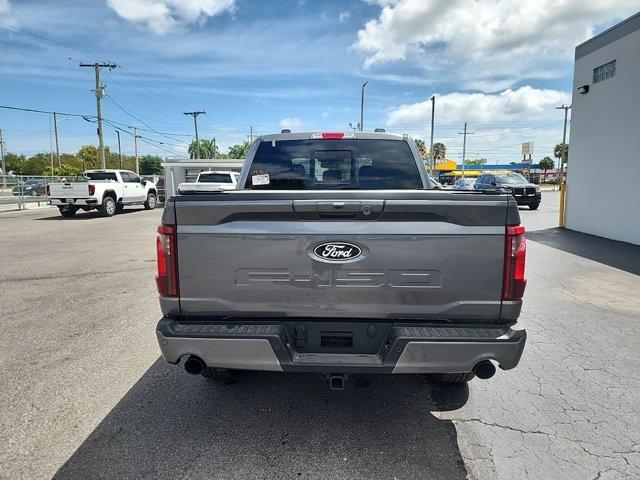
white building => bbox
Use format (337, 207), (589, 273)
(566, 12), (640, 245)
(163, 158), (245, 197)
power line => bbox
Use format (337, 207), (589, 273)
(105, 95), (190, 143)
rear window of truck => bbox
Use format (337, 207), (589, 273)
(198, 173), (233, 183)
(86, 172), (118, 181)
(245, 139), (424, 190)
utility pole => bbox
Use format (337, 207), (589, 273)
(249, 125), (254, 143)
(53, 112), (60, 167)
(429, 95), (435, 177)
(458, 122), (474, 178)
(79, 62), (117, 169)
(360, 81), (368, 132)
(133, 127), (140, 174)
(555, 105), (571, 189)
(1, 129), (7, 189)
(115, 130), (122, 169)
(556, 104), (571, 227)
(212, 138), (216, 159)
(183, 111), (206, 159)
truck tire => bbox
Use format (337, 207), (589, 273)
(201, 367), (236, 383)
(529, 203), (540, 210)
(144, 192), (157, 210)
(431, 372), (475, 383)
(98, 196), (116, 217)
(58, 205), (78, 218)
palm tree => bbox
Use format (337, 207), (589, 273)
(432, 142), (446, 163)
(188, 139), (217, 159)
(539, 156), (555, 182)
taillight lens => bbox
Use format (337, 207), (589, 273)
(46, 184), (50, 196)
(88, 184), (95, 196)
(156, 224), (179, 297)
(502, 225), (527, 300)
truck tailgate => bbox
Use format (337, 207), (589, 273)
(49, 182), (92, 198)
(171, 191), (519, 321)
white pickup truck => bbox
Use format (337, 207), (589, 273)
(177, 170), (240, 194)
(47, 169), (158, 218)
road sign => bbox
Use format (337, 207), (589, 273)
(521, 142), (534, 156)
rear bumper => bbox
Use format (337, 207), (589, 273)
(156, 317), (526, 374)
(513, 193), (541, 205)
(49, 198), (99, 206)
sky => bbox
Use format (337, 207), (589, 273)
(0, 0), (638, 164)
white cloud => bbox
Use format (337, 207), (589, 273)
(354, 0), (639, 89)
(106, 0), (235, 34)
(0, 0), (11, 15)
(338, 11), (351, 23)
(387, 86), (570, 126)
(279, 117), (304, 129)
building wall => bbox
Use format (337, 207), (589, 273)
(567, 27), (640, 245)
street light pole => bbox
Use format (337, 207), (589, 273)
(53, 112), (60, 167)
(360, 81), (368, 132)
(429, 95), (435, 177)
(115, 130), (122, 169)
(556, 104), (571, 227)
(555, 105), (571, 189)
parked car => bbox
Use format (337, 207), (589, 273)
(452, 177), (476, 190)
(12, 179), (46, 196)
(475, 173), (541, 210)
(155, 131), (528, 389)
(47, 169), (158, 217)
(177, 170), (240, 194)
(142, 175), (165, 204)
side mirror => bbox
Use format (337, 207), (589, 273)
(490, 181), (497, 186)
(141, 179), (147, 186)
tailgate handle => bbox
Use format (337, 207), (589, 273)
(316, 201), (360, 218)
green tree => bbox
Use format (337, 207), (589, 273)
(432, 142), (446, 163)
(414, 139), (428, 158)
(3, 153), (27, 174)
(53, 164), (82, 176)
(538, 156), (555, 172)
(464, 157), (487, 166)
(78, 145), (100, 170)
(21, 153), (51, 175)
(227, 141), (251, 159)
(554, 143), (568, 164)
(188, 139), (218, 159)
(139, 155), (164, 175)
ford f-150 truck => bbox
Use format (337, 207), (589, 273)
(155, 132), (527, 388)
(47, 169), (157, 217)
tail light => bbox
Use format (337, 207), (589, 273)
(156, 224), (179, 297)
(502, 225), (527, 300)
(88, 184), (95, 196)
(46, 184), (50, 196)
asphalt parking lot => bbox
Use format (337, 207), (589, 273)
(1, 191), (639, 480)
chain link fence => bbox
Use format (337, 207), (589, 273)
(0, 175), (76, 210)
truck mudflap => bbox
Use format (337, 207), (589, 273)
(156, 317), (526, 374)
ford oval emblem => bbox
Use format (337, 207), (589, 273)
(312, 242), (362, 262)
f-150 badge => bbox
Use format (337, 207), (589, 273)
(313, 242), (362, 262)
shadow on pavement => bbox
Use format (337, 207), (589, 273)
(36, 208), (148, 220)
(528, 227), (640, 276)
(54, 358), (469, 480)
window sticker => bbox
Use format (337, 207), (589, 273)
(252, 173), (270, 186)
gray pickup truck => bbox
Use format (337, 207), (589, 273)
(155, 131), (527, 388)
